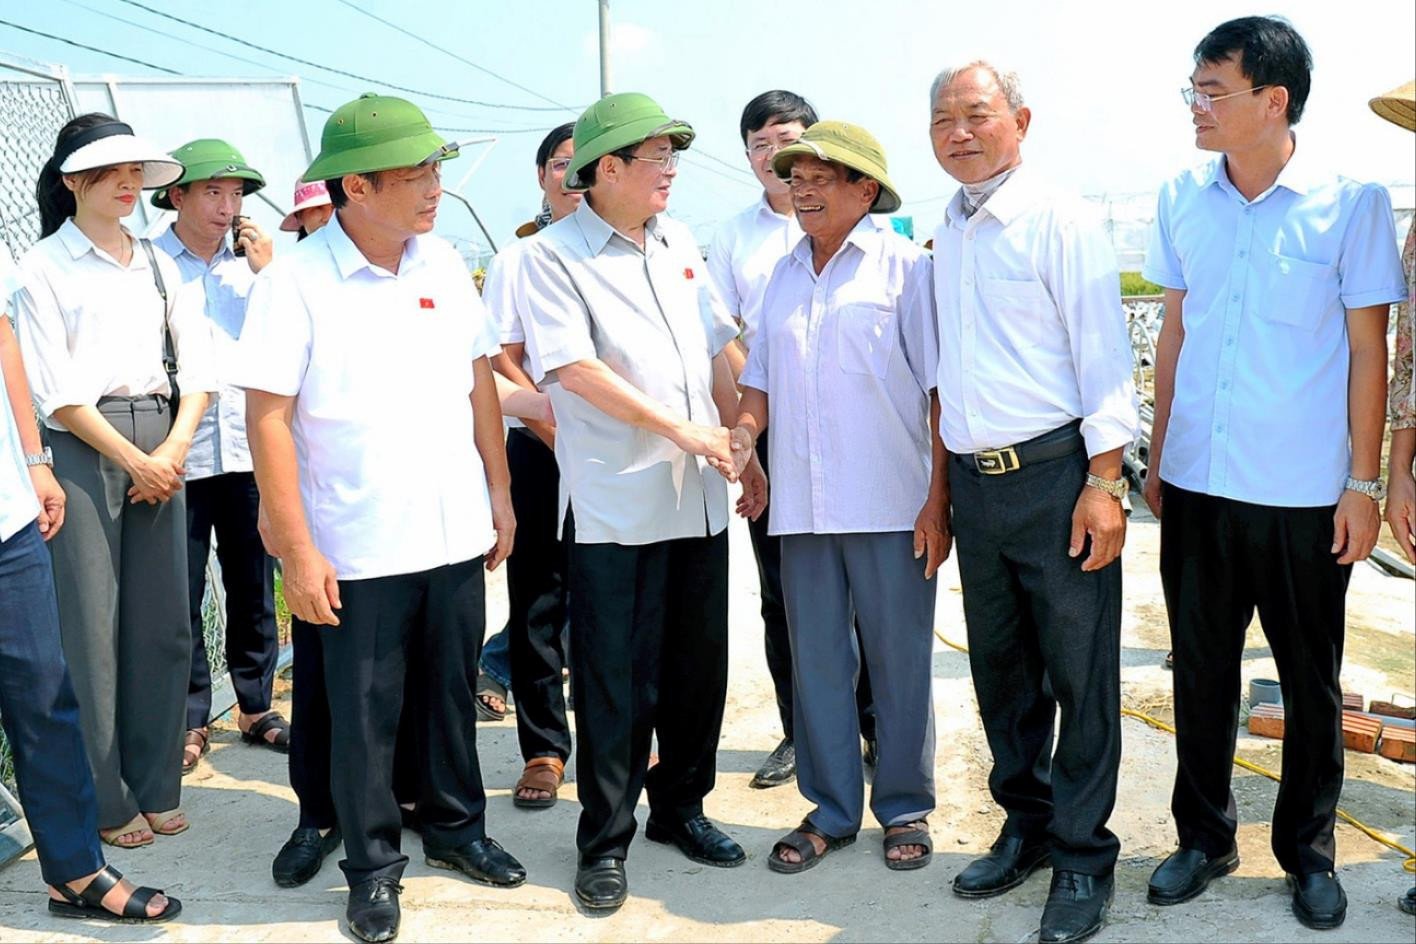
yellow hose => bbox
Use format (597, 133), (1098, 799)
(934, 630), (1416, 873)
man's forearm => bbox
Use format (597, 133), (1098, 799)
(1392, 428), (1416, 477)
(734, 387), (769, 441)
(724, 338), (748, 384)
(1148, 291), (1186, 477)
(711, 351), (740, 427)
(1347, 306), (1390, 481)
(927, 390), (949, 501)
(556, 358), (695, 442)
(0, 319), (42, 455)
(246, 391), (313, 557)
(472, 357), (511, 489)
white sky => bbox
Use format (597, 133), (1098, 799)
(3, 0), (1413, 252)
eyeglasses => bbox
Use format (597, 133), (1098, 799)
(1181, 84), (1271, 113)
(546, 157), (573, 173)
(747, 137), (800, 157)
(623, 150), (680, 173)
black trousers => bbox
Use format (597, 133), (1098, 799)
(505, 428), (572, 762)
(747, 435), (876, 742)
(287, 620), (417, 831)
(185, 471), (278, 729)
(951, 445), (1122, 875)
(569, 531), (729, 861)
(311, 558), (489, 883)
(1160, 483), (1351, 875)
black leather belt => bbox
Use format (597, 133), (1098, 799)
(953, 420), (1084, 475)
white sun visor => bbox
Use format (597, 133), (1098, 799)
(57, 122), (184, 190)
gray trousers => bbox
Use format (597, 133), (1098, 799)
(779, 531), (937, 838)
(48, 397), (190, 829)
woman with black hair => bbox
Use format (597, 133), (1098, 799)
(12, 112), (216, 851)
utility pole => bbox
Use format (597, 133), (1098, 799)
(598, 0), (611, 98)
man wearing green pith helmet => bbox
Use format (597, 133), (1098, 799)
(518, 91), (764, 913)
(229, 94), (524, 943)
(149, 139), (291, 779)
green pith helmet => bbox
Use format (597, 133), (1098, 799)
(150, 138), (266, 210)
(302, 93), (459, 183)
(563, 92), (694, 191)
(771, 120), (902, 214)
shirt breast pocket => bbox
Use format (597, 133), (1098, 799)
(1262, 251), (1337, 331)
(836, 302), (897, 378)
(978, 276), (1051, 350)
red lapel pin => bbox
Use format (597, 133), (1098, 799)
(419, 297), (436, 309)
(683, 268), (694, 280)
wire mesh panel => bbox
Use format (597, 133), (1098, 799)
(0, 64), (73, 260)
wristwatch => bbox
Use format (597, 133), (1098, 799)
(1086, 473), (1129, 500)
(1344, 476), (1386, 503)
(24, 447), (52, 468)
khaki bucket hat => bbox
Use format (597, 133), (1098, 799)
(303, 93), (459, 182)
(1370, 79), (1415, 132)
(563, 92), (694, 192)
(150, 138), (266, 210)
(772, 120), (901, 213)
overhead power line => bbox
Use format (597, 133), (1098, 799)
(115, 0), (575, 112)
(0, 17), (178, 73)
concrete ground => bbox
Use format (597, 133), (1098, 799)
(1, 512), (1413, 943)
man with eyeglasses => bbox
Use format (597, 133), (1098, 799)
(706, 90), (879, 790)
(1141, 17), (1405, 930)
(233, 94), (526, 943)
(929, 61), (1138, 944)
(517, 92), (761, 913)
(480, 122), (579, 810)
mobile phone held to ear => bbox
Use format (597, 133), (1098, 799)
(232, 216), (248, 257)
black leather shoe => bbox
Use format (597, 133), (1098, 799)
(645, 814), (747, 867)
(272, 826), (342, 888)
(575, 857), (627, 911)
(1147, 846), (1239, 905)
(424, 837), (527, 887)
(1039, 870), (1113, 944)
(750, 738), (797, 789)
(1400, 886), (1415, 916)
(952, 833), (1051, 898)
(1288, 871), (1347, 930)
(347, 877), (402, 943)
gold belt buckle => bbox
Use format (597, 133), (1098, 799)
(974, 446), (1021, 475)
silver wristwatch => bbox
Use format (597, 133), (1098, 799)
(24, 446), (52, 468)
(1086, 473), (1130, 500)
(1344, 476), (1385, 502)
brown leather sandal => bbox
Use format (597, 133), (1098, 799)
(512, 756), (565, 809)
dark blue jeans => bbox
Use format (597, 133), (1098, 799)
(0, 521), (104, 885)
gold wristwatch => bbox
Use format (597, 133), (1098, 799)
(1086, 472), (1129, 500)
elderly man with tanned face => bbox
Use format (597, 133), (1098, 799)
(232, 94), (526, 943)
(517, 92), (759, 914)
(730, 120), (945, 877)
(928, 62), (1139, 944)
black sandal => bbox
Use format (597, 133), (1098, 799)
(767, 820), (856, 874)
(240, 712), (291, 754)
(883, 820), (932, 871)
(49, 865), (182, 924)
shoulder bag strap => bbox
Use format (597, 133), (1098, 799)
(138, 237), (180, 398)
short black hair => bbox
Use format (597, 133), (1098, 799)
(739, 90), (817, 144)
(575, 144), (638, 188)
(1195, 16), (1312, 125)
(535, 122), (576, 167)
(324, 172), (382, 209)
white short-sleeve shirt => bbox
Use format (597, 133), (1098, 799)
(0, 247), (39, 542)
(518, 200), (739, 546)
(742, 218), (938, 536)
(706, 195), (802, 351)
(229, 213), (502, 581)
(482, 236), (538, 429)
(1143, 144), (1407, 506)
(14, 219), (218, 430)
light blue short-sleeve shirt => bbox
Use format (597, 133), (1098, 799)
(1144, 144), (1406, 507)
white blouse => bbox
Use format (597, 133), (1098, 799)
(13, 219), (216, 431)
